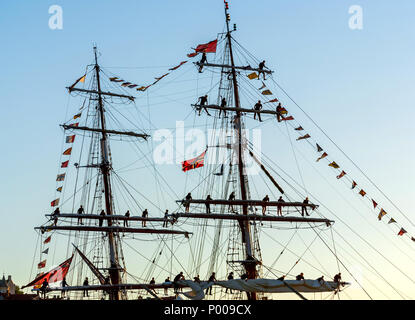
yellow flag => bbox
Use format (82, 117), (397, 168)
(328, 161), (339, 169)
(79, 75), (86, 83)
(262, 89), (272, 95)
(247, 72), (258, 80)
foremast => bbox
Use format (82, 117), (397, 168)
(93, 46), (121, 300)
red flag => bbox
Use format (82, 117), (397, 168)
(187, 52), (199, 58)
(281, 116), (294, 121)
(71, 123), (79, 127)
(195, 39), (218, 53)
(51, 199), (60, 207)
(398, 228), (407, 236)
(22, 255), (74, 289)
(336, 170), (346, 179)
(44, 236), (51, 244)
(372, 199), (378, 209)
(61, 160), (69, 168)
(182, 150), (206, 172)
(37, 260), (46, 269)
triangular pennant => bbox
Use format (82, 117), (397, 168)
(42, 248), (49, 255)
(44, 236), (51, 244)
(56, 186), (63, 192)
(73, 112), (82, 119)
(294, 126), (304, 131)
(296, 134), (311, 141)
(372, 199), (378, 209)
(265, 98), (279, 103)
(63, 147), (72, 155)
(37, 260), (46, 269)
(316, 152), (328, 162)
(328, 161), (340, 169)
(281, 116), (294, 121)
(61, 160), (69, 168)
(336, 170), (346, 179)
(398, 228), (407, 236)
(378, 208), (387, 220)
(351, 181), (357, 189)
(169, 61), (188, 71)
(388, 218), (396, 224)
(66, 135), (75, 143)
(316, 144), (323, 152)
(261, 89), (272, 95)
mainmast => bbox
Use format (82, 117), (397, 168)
(224, 1), (257, 300)
(93, 46), (121, 300)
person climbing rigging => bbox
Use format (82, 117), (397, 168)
(52, 207), (60, 226)
(277, 196), (285, 216)
(77, 205), (84, 225)
(206, 272), (217, 295)
(258, 60), (266, 80)
(184, 192), (192, 213)
(198, 53), (207, 73)
(99, 210), (105, 227)
(163, 209), (169, 228)
(197, 95), (210, 116)
(206, 195), (213, 214)
(124, 210), (130, 227)
(302, 197), (310, 217)
(262, 195), (270, 215)
(219, 97), (227, 118)
(142, 209), (148, 227)
(228, 191), (236, 212)
(253, 100), (263, 122)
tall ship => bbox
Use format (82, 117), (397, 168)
(23, 2), (415, 300)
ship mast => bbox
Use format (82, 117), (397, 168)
(93, 46), (121, 300)
(224, 2), (257, 300)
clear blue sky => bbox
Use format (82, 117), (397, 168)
(0, 0), (414, 299)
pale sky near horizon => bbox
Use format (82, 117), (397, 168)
(0, 0), (414, 300)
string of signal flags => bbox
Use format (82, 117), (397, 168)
(108, 39), (218, 92)
(243, 69), (415, 244)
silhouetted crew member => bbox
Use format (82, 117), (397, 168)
(193, 275), (201, 283)
(163, 209), (169, 228)
(334, 273), (342, 284)
(150, 277), (156, 292)
(197, 95), (211, 116)
(83, 277), (89, 297)
(206, 272), (217, 295)
(173, 272), (184, 293)
(296, 273), (305, 281)
(262, 195), (270, 215)
(258, 60), (266, 80)
(52, 207), (60, 226)
(104, 276), (110, 284)
(206, 195), (213, 214)
(41, 278), (49, 299)
(99, 210), (105, 227)
(317, 276), (325, 284)
(228, 191), (236, 212)
(225, 272), (234, 293)
(77, 205), (84, 225)
(61, 277), (68, 297)
(198, 53), (207, 73)
(277, 275), (285, 281)
(142, 209), (148, 227)
(185, 192), (192, 213)
(253, 100), (263, 122)
(240, 273), (248, 280)
(124, 210), (130, 227)
(164, 277), (170, 295)
(276, 102), (284, 122)
(277, 196), (285, 216)
(219, 97), (227, 117)
(302, 197), (310, 217)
